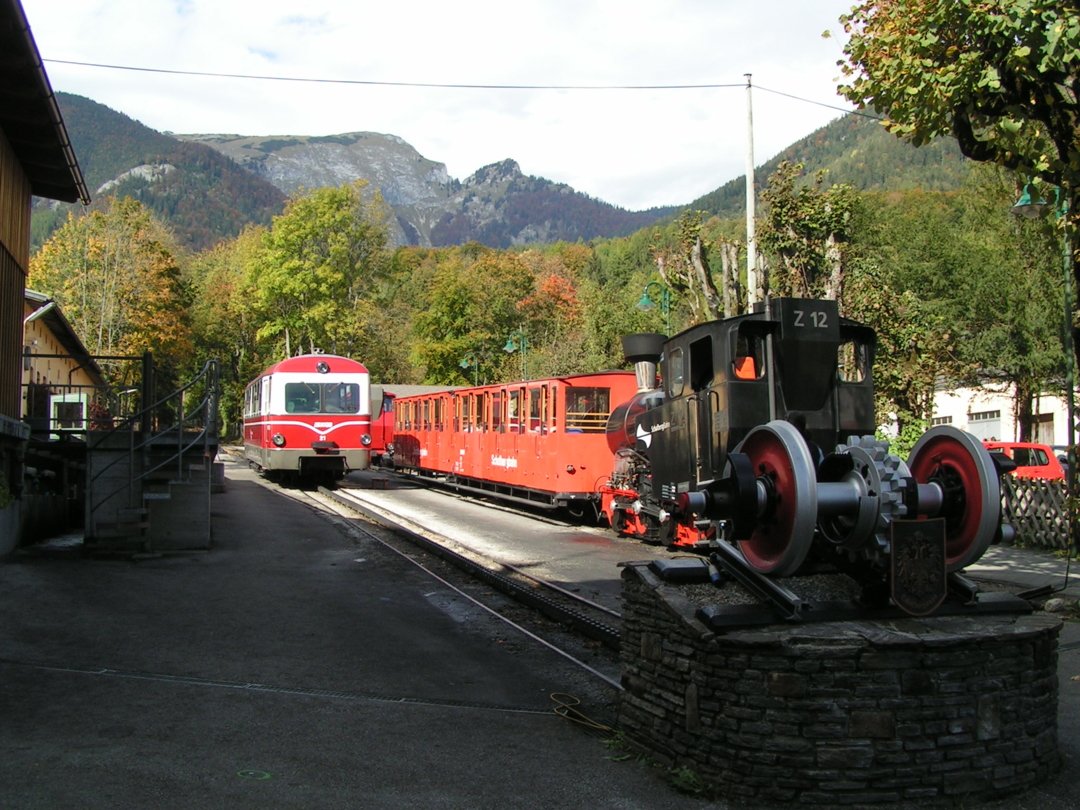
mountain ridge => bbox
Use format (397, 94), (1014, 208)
(34, 93), (971, 254)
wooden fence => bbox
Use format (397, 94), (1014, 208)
(1000, 477), (1073, 551)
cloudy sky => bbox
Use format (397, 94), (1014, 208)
(22, 0), (859, 211)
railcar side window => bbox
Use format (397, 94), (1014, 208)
(529, 388), (543, 432)
(491, 392), (502, 431)
(565, 387), (610, 433)
(508, 390), (523, 433)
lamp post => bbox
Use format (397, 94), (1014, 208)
(503, 329), (528, 380)
(1013, 182), (1076, 554)
(637, 281), (672, 336)
(458, 351), (481, 386)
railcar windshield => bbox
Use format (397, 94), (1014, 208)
(284, 382), (361, 414)
(565, 386), (611, 433)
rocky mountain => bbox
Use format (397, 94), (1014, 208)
(175, 131), (674, 248)
(35, 93), (973, 256)
(35, 93), (676, 253)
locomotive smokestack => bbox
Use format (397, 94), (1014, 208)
(621, 333), (665, 392)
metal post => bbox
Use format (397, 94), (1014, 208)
(1063, 201), (1076, 557)
(745, 73), (757, 312)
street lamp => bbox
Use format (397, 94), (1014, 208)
(637, 281), (672, 336)
(458, 351), (481, 385)
(503, 328), (528, 380)
(1013, 182), (1075, 555)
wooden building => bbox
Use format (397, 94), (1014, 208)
(1, 0), (89, 552)
(22, 290), (107, 435)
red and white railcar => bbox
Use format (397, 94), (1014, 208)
(391, 371), (638, 515)
(243, 354), (372, 482)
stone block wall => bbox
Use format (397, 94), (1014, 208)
(618, 563), (1062, 805)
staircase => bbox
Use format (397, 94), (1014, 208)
(85, 360), (220, 555)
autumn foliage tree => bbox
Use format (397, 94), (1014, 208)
(29, 196), (193, 388)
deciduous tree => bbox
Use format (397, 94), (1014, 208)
(837, 0), (1080, 364)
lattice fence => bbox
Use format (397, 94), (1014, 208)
(1000, 477), (1072, 550)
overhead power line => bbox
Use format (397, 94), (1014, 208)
(43, 59), (745, 91)
(44, 58), (876, 120)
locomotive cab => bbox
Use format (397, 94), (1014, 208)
(641, 297), (877, 500)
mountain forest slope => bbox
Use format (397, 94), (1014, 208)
(32, 93), (971, 255)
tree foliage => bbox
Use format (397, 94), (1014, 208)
(250, 180), (392, 359)
(837, 0), (1080, 371)
(758, 162), (860, 303)
(29, 196), (193, 387)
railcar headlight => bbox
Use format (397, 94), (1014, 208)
(272, 433), (286, 447)
(361, 433), (372, 447)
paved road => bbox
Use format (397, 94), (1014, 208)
(0, 455), (695, 810)
(2, 454), (1079, 809)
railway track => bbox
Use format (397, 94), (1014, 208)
(268, 479), (625, 689)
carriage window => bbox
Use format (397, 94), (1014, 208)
(529, 388), (543, 432)
(284, 382), (361, 414)
(837, 340), (868, 383)
(508, 389), (523, 433)
(565, 387), (610, 433)
(434, 397), (444, 431)
(491, 392), (503, 431)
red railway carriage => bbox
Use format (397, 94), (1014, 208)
(391, 371), (638, 514)
(243, 354), (372, 482)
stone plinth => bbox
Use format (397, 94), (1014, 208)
(618, 563), (1061, 806)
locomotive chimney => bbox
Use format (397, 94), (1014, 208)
(621, 333), (665, 392)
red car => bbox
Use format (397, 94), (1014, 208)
(982, 441), (1065, 480)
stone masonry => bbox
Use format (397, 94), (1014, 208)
(618, 563), (1062, 806)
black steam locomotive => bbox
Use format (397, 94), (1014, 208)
(605, 297), (1010, 616)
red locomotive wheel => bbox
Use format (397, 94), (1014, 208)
(734, 421), (818, 576)
(907, 426), (999, 571)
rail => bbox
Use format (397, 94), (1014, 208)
(88, 359), (220, 518)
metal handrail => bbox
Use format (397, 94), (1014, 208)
(89, 359), (219, 518)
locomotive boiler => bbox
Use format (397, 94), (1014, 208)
(603, 297), (1010, 614)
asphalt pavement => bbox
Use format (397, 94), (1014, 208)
(1, 454), (1079, 809)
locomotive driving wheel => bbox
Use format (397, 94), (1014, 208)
(733, 420), (818, 576)
(907, 426), (999, 571)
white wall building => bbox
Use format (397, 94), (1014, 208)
(932, 384), (1073, 446)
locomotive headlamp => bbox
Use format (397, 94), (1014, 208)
(316, 361), (330, 374)
(361, 433), (372, 446)
(566, 464), (576, 474)
(272, 433), (286, 447)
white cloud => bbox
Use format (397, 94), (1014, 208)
(22, 0), (856, 211)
